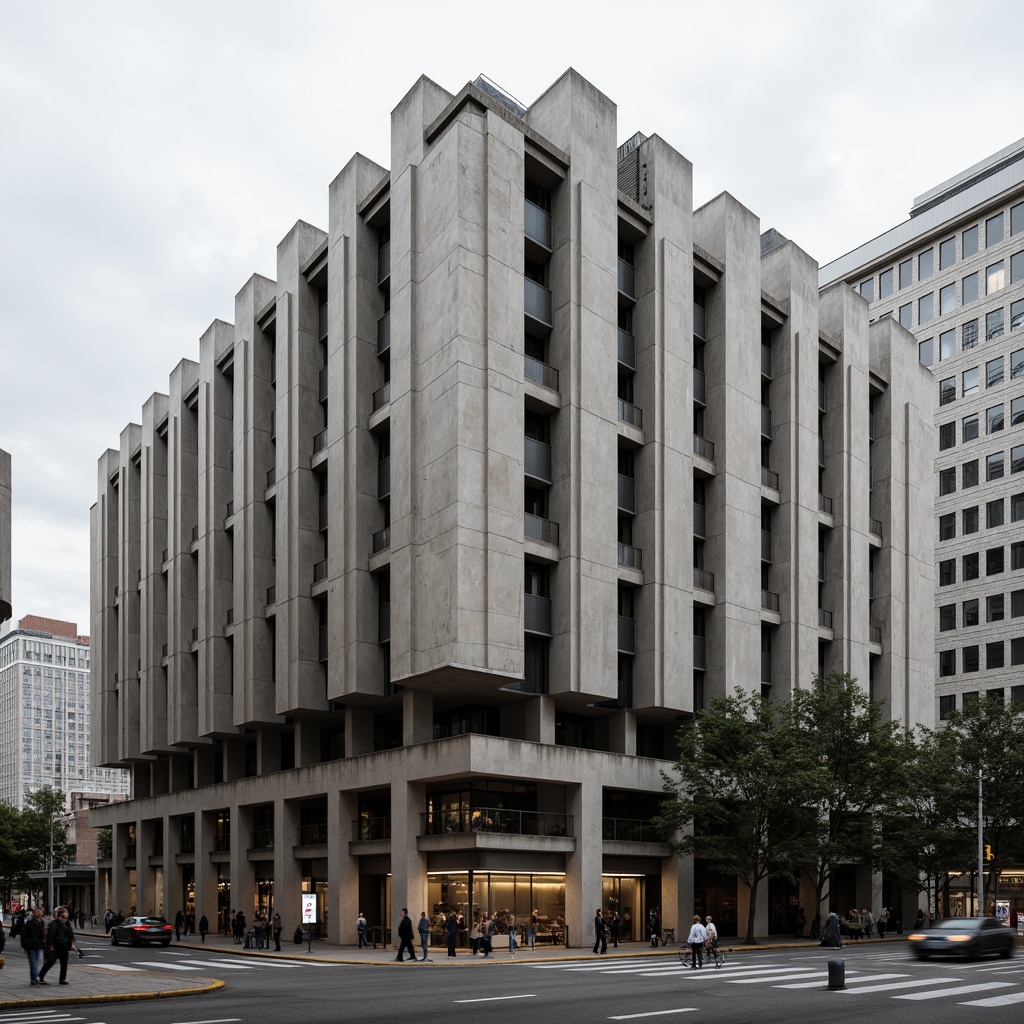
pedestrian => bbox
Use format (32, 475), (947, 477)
(480, 913), (492, 957)
(21, 907), (46, 986)
(704, 915), (719, 957)
(234, 910), (246, 945)
(508, 914), (518, 957)
(914, 908), (925, 930)
(529, 909), (538, 951)
(103, 908), (114, 934)
(877, 906), (888, 939)
(418, 911), (431, 961)
(609, 911), (621, 948)
(863, 908), (875, 939)
(820, 911), (842, 949)
(649, 908), (660, 947)
(470, 917), (481, 955)
(395, 908), (416, 962)
(686, 915), (707, 969)
(272, 910), (282, 951)
(186, 910), (194, 936)
(794, 906), (805, 939)
(357, 911), (368, 948)
(174, 909), (184, 942)
(592, 909), (607, 954)
(39, 907), (77, 986)
(809, 911), (821, 940)
(254, 915), (265, 949)
(199, 914), (209, 943)
(446, 911), (458, 958)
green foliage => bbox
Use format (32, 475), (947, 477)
(658, 690), (819, 943)
(0, 787), (70, 905)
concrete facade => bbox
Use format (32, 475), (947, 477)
(0, 448), (10, 624)
(821, 141), (1024, 723)
(90, 72), (933, 945)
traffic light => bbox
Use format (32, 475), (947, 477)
(985, 844), (995, 862)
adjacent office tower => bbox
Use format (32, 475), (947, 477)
(91, 71), (934, 942)
(821, 140), (1024, 722)
(0, 615), (130, 808)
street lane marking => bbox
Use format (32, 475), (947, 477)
(960, 991), (1024, 1006)
(83, 964), (144, 972)
(131, 961), (203, 971)
(169, 1020), (242, 1024)
(841, 977), (958, 994)
(776, 973), (902, 989)
(728, 971), (824, 984)
(454, 995), (537, 1003)
(179, 960), (254, 970)
(895, 982), (1016, 1000)
(608, 1011), (698, 1020)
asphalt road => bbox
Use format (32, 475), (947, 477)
(19, 942), (1024, 1024)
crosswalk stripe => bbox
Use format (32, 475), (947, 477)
(895, 982), (1016, 1000)
(178, 960), (254, 970)
(776, 973), (904, 989)
(131, 961), (203, 971)
(728, 971), (824, 984)
(607, 1011), (698, 1020)
(840, 977), (958, 994)
(959, 991), (1024, 1007)
(83, 964), (144, 972)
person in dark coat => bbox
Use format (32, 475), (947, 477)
(395, 908), (416, 962)
(39, 908), (77, 986)
(609, 912), (621, 948)
(21, 907), (47, 985)
(593, 909), (607, 954)
(272, 911), (282, 951)
(820, 911), (842, 948)
(446, 911), (458, 958)
(199, 914), (209, 942)
(174, 909), (184, 941)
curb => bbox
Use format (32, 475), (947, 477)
(0, 978), (224, 1009)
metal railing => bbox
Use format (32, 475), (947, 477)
(761, 466), (779, 489)
(617, 259), (636, 299)
(372, 526), (391, 553)
(693, 434), (715, 461)
(524, 354), (559, 391)
(761, 345), (773, 379)
(250, 829), (274, 850)
(692, 367), (706, 405)
(693, 567), (714, 592)
(226, 608), (234, 625)
(819, 609), (833, 629)
(377, 311), (391, 355)
(524, 279), (553, 326)
(191, 525), (199, 542)
(377, 241), (391, 284)
(524, 594), (552, 636)
(761, 590), (780, 612)
(618, 329), (636, 371)
(617, 543), (643, 570)
(299, 823), (328, 845)
(318, 365), (328, 403)
(617, 614), (636, 654)
(524, 513), (559, 546)
(97, 845), (112, 860)
(312, 428), (328, 455)
(618, 398), (643, 430)
(819, 493), (833, 515)
(524, 438), (552, 484)
(313, 558), (328, 582)
(266, 467), (276, 488)
(372, 380), (391, 411)
(124, 843), (136, 859)
(421, 807), (572, 838)
(213, 835), (230, 852)
(617, 474), (636, 514)
(152, 841), (163, 855)
(869, 518), (882, 536)
(602, 818), (664, 843)
(266, 586), (276, 605)
(870, 624), (882, 644)
(693, 303), (706, 340)
(352, 817), (392, 842)
(226, 500), (234, 517)
(761, 405), (773, 438)
(524, 199), (552, 250)
(180, 836), (195, 854)
(693, 634), (707, 670)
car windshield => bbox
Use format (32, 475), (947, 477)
(933, 918), (978, 930)
(138, 918), (165, 925)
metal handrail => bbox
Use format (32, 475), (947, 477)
(524, 514), (559, 546)
(601, 818), (664, 842)
(618, 398), (643, 429)
(617, 543), (643, 570)
(693, 434), (715, 461)
(299, 823), (328, 845)
(761, 466), (779, 489)
(352, 817), (392, 842)
(693, 568), (715, 591)
(761, 590), (779, 612)
(420, 807), (572, 838)
(819, 493), (833, 514)
(372, 526), (391, 553)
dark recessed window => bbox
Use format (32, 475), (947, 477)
(940, 236), (956, 270)
(963, 366), (980, 396)
(879, 268), (894, 299)
(987, 308), (1005, 341)
(1013, 396), (1024, 426)
(987, 452), (1005, 481)
(963, 598), (980, 626)
(939, 650), (956, 676)
(939, 604), (956, 631)
(920, 338), (934, 366)
(987, 642), (1005, 670)
(939, 512), (956, 540)
(1013, 305), (1024, 335)
(963, 459), (979, 488)
(963, 318), (979, 350)
(963, 645), (980, 672)
(963, 225), (979, 258)
(939, 375), (955, 404)
(1013, 638), (1024, 666)
(919, 293), (934, 324)
(962, 414), (979, 441)
(939, 694), (956, 720)
(1013, 543), (1024, 571)
(987, 404), (1005, 433)
(1012, 589), (1024, 617)
(1012, 492), (1024, 523)
(987, 498), (1004, 528)
(939, 467), (956, 495)
(939, 422), (955, 450)
(939, 558), (957, 586)
(987, 213), (1004, 247)
(962, 272), (979, 305)
(919, 248), (934, 280)
(1012, 444), (1024, 474)
(899, 302), (913, 328)
(988, 594), (1005, 622)
(963, 505), (979, 534)
(987, 546), (1005, 575)
(988, 357), (1005, 388)
(964, 552), (980, 580)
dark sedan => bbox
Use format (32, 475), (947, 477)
(908, 917), (1016, 960)
(110, 915), (174, 946)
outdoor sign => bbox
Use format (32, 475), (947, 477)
(301, 894), (317, 925)
(995, 899), (1010, 925)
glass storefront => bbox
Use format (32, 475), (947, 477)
(602, 875), (643, 941)
(301, 864), (328, 939)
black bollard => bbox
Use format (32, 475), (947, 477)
(827, 958), (845, 989)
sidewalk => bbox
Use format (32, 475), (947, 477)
(0, 929), (906, 1007)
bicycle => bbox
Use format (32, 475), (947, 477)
(678, 943), (726, 969)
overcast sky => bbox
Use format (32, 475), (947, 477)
(2, 0), (1023, 633)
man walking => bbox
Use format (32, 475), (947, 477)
(199, 913), (209, 942)
(686, 915), (707, 969)
(395, 908), (416, 962)
(38, 907), (77, 986)
(272, 910), (283, 951)
(593, 908), (607, 954)
(21, 907), (46, 986)
(357, 911), (368, 948)
(418, 911), (431, 961)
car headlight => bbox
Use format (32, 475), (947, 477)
(945, 935), (972, 942)
(908, 933), (926, 941)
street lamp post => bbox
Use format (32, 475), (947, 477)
(977, 767), (984, 918)
(48, 814), (54, 913)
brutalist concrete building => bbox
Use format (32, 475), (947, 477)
(821, 141), (1024, 732)
(91, 71), (934, 944)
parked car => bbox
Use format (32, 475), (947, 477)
(110, 915), (173, 947)
(908, 917), (1015, 960)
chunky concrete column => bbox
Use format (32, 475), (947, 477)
(195, 810), (220, 931)
(346, 707), (374, 756)
(224, 738), (247, 781)
(258, 730), (282, 774)
(230, 804), (255, 918)
(327, 789), (347, 944)
(194, 746), (217, 787)
(136, 818), (158, 915)
(402, 689), (433, 746)
(389, 779), (427, 933)
(163, 813), (182, 921)
(111, 822), (132, 917)
(275, 797), (302, 935)
(169, 754), (190, 793)
(565, 778), (602, 948)
(524, 696), (555, 744)
(661, 850), (692, 939)
(335, 789), (360, 945)
(608, 711), (636, 755)
(295, 719), (321, 767)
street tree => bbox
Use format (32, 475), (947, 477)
(658, 691), (819, 944)
(786, 673), (911, 916)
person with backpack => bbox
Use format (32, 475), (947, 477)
(39, 907), (78, 986)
